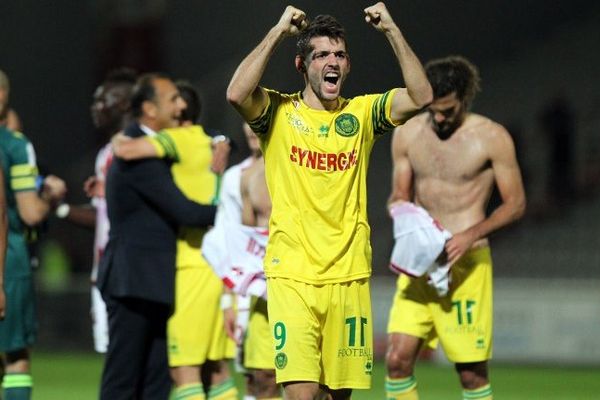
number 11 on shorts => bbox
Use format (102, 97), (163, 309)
(345, 316), (367, 347)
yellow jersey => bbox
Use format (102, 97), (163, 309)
(249, 89), (399, 284)
(148, 125), (219, 269)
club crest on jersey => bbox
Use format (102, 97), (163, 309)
(335, 113), (359, 137)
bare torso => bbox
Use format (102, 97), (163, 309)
(240, 157), (271, 227)
(402, 113), (501, 245)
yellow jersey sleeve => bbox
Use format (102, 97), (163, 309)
(371, 89), (398, 136)
(148, 131), (179, 161)
(248, 88), (281, 136)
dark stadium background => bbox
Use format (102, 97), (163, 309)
(0, 0), (598, 368)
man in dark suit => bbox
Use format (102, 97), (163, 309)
(97, 73), (217, 400)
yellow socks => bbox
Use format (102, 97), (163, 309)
(173, 383), (205, 400)
(207, 378), (238, 400)
(385, 376), (419, 400)
(463, 384), (493, 399)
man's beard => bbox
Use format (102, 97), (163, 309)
(434, 122), (458, 140)
(433, 114), (464, 140)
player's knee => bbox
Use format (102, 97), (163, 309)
(4, 349), (30, 373)
(253, 368), (276, 381)
(249, 369), (279, 397)
(329, 388), (352, 400)
(385, 348), (414, 377)
(282, 381), (320, 400)
(456, 362), (489, 389)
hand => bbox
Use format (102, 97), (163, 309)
(364, 2), (396, 32)
(83, 175), (104, 198)
(42, 175), (67, 204)
(444, 231), (476, 265)
(223, 307), (237, 342)
(110, 132), (129, 157)
(276, 6), (308, 36)
(211, 141), (231, 175)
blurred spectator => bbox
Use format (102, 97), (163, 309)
(0, 69), (22, 132)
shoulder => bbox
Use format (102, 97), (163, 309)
(347, 89), (397, 106)
(96, 142), (112, 158)
(468, 114), (511, 142)
(265, 89), (299, 107)
(0, 128), (33, 158)
(124, 123), (144, 138)
(394, 113), (428, 141)
(467, 114), (515, 156)
(0, 128), (30, 144)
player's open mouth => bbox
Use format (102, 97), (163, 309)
(324, 72), (339, 85)
(324, 72), (339, 92)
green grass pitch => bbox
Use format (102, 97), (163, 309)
(31, 351), (600, 399)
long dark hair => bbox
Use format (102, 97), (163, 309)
(425, 56), (481, 109)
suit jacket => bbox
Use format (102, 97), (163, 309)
(97, 122), (216, 306)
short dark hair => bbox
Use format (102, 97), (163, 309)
(130, 72), (171, 118)
(104, 67), (137, 87)
(176, 80), (201, 123)
(425, 56), (481, 109)
(102, 67), (137, 113)
(296, 15), (346, 62)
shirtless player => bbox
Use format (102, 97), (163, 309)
(385, 56), (526, 400)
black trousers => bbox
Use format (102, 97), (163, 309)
(99, 296), (172, 400)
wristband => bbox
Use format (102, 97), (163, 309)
(212, 135), (230, 145)
(55, 203), (71, 219)
(220, 293), (234, 310)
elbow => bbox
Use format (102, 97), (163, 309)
(178, 205), (216, 227)
(517, 201), (526, 221)
(414, 86), (433, 109)
(226, 86), (243, 108)
(20, 212), (45, 227)
(513, 197), (527, 221)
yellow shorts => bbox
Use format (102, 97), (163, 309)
(387, 247), (493, 363)
(168, 265), (235, 366)
(243, 296), (273, 370)
(267, 277), (373, 390)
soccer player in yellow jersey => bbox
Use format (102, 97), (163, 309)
(113, 82), (237, 400)
(386, 56), (526, 400)
(226, 3), (433, 399)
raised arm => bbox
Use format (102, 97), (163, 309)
(388, 124), (413, 206)
(364, 2), (432, 124)
(226, 6), (307, 121)
(445, 124), (526, 263)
